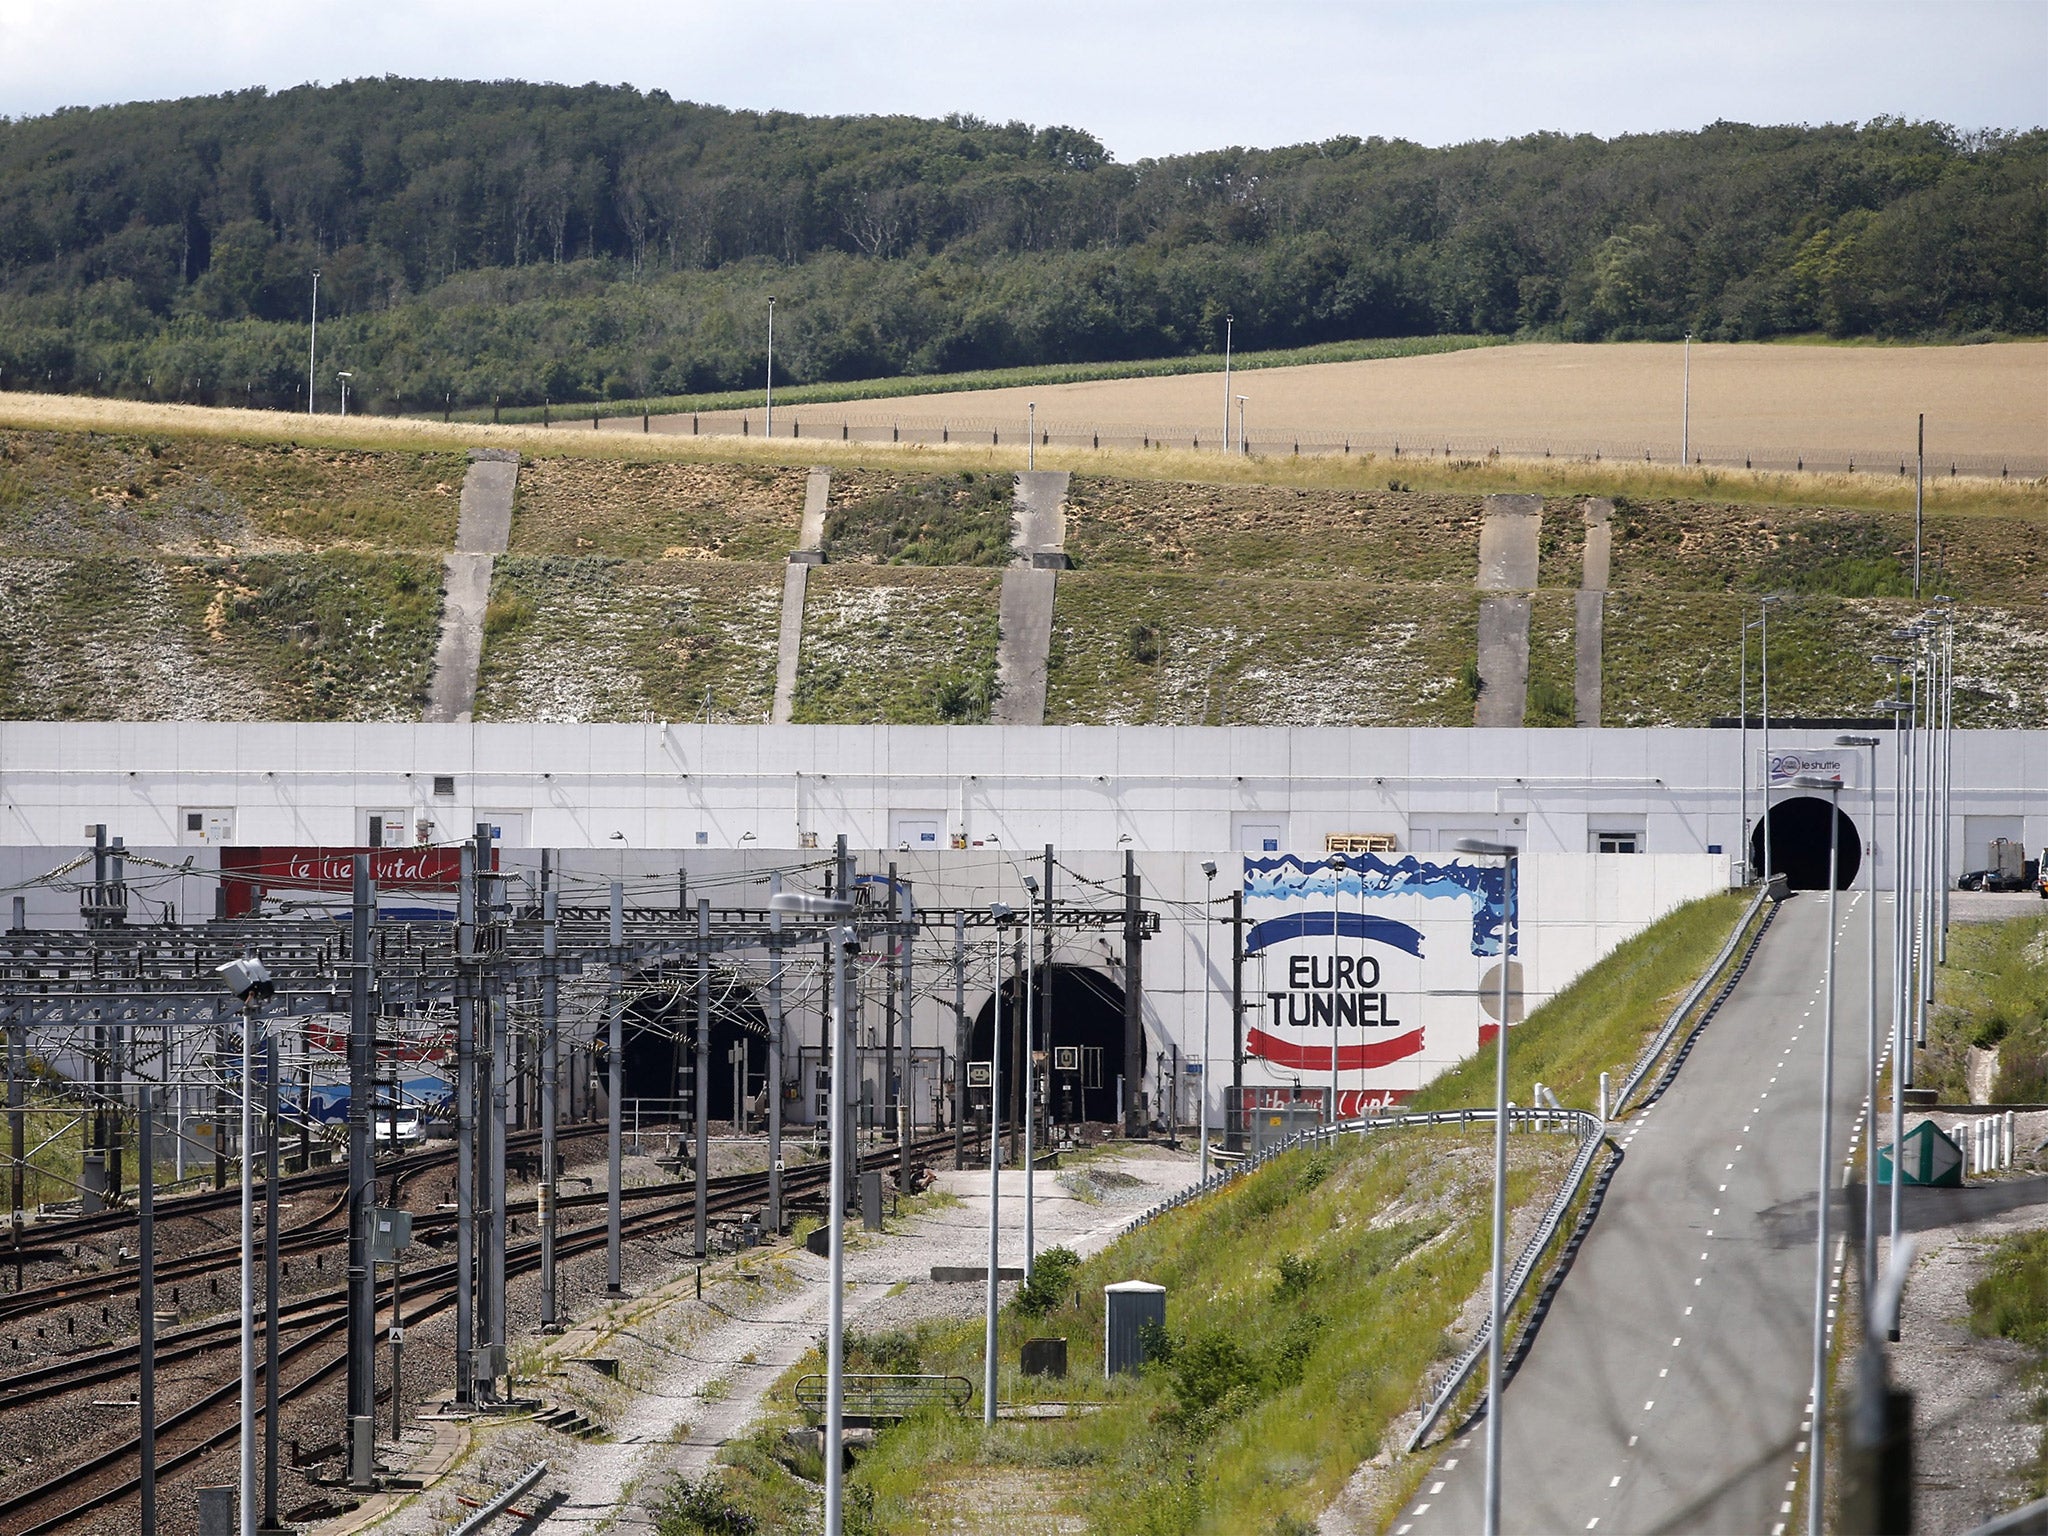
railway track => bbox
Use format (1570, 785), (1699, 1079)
(0, 1132), (953, 1534)
(0, 1144), (795, 1330)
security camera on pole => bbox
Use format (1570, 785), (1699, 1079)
(767, 889), (857, 1536)
(216, 955), (274, 1536)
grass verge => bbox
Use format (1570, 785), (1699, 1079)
(1408, 891), (1753, 1114)
(1968, 1229), (2048, 1497)
(5, 394), (2039, 523)
(1920, 911), (2048, 1102)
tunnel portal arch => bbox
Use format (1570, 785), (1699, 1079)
(1751, 796), (1863, 891)
(970, 964), (1128, 1124)
(620, 969), (771, 1124)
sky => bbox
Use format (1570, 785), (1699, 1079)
(2, 0), (2041, 157)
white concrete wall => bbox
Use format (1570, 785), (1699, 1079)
(2, 722), (2043, 888)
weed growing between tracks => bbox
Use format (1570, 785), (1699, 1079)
(1408, 891), (1751, 1114)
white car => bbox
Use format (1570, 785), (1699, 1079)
(375, 1106), (427, 1146)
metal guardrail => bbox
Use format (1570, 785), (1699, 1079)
(446, 1459), (548, 1536)
(1612, 886), (1774, 1118)
(1120, 882), (1781, 1457)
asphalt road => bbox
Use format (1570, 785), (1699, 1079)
(1396, 890), (1886, 1535)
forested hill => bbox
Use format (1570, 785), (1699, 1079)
(0, 79), (2041, 412)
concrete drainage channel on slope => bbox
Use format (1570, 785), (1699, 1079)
(769, 467), (1071, 726)
(423, 448), (519, 724)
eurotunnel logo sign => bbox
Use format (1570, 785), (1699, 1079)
(1242, 854), (1514, 1102)
(1766, 750), (1853, 788)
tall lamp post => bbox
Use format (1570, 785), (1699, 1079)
(307, 272), (320, 416)
(1199, 860), (1217, 1178)
(1327, 853), (1347, 1123)
(1873, 681), (1912, 1340)
(1789, 773), (1845, 1534)
(767, 891), (856, 1536)
(983, 903), (1017, 1426)
(1681, 332), (1693, 464)
(1222, 315), (1234, 451)
(1020, 876), (1040, 1277)
(1834, 735), (1881, 1310)
(1236, 395), (1249, 457)
(764, 296), (776, 438)
(1758, 595), (1781, 882)
(216, 957), (274, 1536)
(336, 371), (352, 419)
(1454, 838), (1518, 1536)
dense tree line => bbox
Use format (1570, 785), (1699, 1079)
(0, 79), (2040, 410)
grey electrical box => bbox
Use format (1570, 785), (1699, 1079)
(196, 1486), (235, 1536)
(475, 1343), (506, 1383)
(861, 1170), (884, 1231)
(371, 1207), (414, 1264)
(1250, 1103), (1325, 1155)
(1104, 1281), (1166, 1377)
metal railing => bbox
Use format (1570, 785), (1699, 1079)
(1119, 880), (1782, 1456)
(1611, 886), (1775, 1118)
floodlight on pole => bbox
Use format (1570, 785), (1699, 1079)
(308, 272), (320, 416)
(336, 371), (352, 419)
(1453, 837), (1516, 1536)
(766, 889), (854, 1534)
(1681, 332), (1693, 464)
(1020, 874), (1039, 1275)
(216, 956), (272, 1536)
(985, 902), (1016, 1426)
(1200, 860), (1218, 1179)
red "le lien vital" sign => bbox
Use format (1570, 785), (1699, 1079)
(219, 846), (489, 916)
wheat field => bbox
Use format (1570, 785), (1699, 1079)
(701, 340), (2046, 470)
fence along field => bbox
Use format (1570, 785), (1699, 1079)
(628, 340), (2048, 478)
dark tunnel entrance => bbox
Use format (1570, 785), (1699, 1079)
(620, 970), (771, 1124)
(970, 964), (1128, 1124)
(1752, 796), (1863, 891)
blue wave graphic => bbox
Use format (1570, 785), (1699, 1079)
(1245, 911), (1425, 957)
(1244, 853), (1515, 956)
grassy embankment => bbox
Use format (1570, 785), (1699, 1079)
(2, 400), (2044, 726)
(658, 1133), (1568, 1536)
(1918, 911), (2048, 1103)
(1968, 1230), (2048, 1497)
(654, 893), (1758, 1536)
(1408, 890), (1755, 1114)
(0, 427), (448, 718)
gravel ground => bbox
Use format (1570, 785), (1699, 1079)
(325, 1145), (1200, 1535)
(1871, 1187), (2048, 1532)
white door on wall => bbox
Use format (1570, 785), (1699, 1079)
(179, 809), (234, 846)
(362, 810), (411, 848)
(1237, 819), (1284, 854)
(891, 814), (944, 851)
(479, 812), (528, 847)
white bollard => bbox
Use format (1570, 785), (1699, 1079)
(2005, 1111), (2016, 1171)
(1598, 1071), (1611, 1124)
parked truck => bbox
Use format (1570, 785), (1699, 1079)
(1958, 837), (2041, 893)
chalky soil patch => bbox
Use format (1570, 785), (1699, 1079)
(792, 566), (1002, 723)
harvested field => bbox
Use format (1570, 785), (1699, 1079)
(1601, 592), (2048, 728)
(0, 428), (462, 551)
(1045, 573), (1477, 727)
(792, 566), (1001, 723)
(0, 552), (441, 719)
(474, 557), (783, 722)
(507, 456), (804, 560)
(1064, 476), (1483, 583)
(766, 341), (2048, 470)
